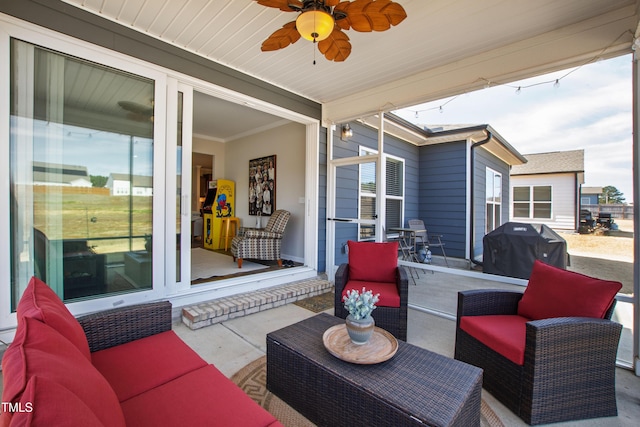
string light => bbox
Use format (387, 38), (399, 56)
(402, 29), (633, 120)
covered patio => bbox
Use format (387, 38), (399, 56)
(0, 1), (639, 424)
(172, 277), (640, 426)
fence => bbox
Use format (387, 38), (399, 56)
(582, 204), (634, 220)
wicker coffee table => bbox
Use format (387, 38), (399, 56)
(266, 313), (482, 427)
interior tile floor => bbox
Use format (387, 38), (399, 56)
(174, 302), (640, 427)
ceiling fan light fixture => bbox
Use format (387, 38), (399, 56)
(296, 10), (334, 42)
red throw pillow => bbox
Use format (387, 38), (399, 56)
(347, 240), (398, 283)
(17, 277), (90, 360)
(1, 317), (125, 427)
(518, 260), (622, 320)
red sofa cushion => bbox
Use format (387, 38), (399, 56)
(120, 365), (282, 427)
(347, 240), (398, 283)
(1, 317), (125, 427)
(341, 280), (400, 308)
(92, 330), (208, 402)
(518, 260), (622, 320)
(16, 276), (90, 360)
(8, 376), (105, 427)
(460, 315), (529, 365)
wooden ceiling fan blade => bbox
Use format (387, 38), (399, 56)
(318, 28), (351, 62)
(335, 0), (407, 32)
(261, 21), (301, 51)
(325, 0), (341, 6)
(254, 0), (302, 12)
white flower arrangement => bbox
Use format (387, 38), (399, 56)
(342, 287), (380, 320)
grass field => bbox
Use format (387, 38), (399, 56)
(557, 219), (634, 294)
(32, 187), (153, 254)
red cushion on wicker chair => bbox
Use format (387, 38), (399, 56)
(460, 315), (529, 365)
(518, 260), (622, 320)
(8, 376), (105, 427)
(17, 276), (90, 360)
(347, 240), (398, 283)
(341, 280), (400, 308)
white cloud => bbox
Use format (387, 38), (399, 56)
(394, 55), (634, 202)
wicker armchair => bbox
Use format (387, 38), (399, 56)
(334, 240), (409, 341)
(454, 262), (622, 425)
(231, 209), (290, 268)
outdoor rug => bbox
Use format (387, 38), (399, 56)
(231, 356), (505, 427)
(190, 248), (267, 280)
(293, 291), (334, 313)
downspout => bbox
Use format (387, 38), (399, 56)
(469, 131), (493, 266)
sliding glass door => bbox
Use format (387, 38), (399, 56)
(9, 38), (155, 306)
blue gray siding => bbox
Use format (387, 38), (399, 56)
(317, 127), (327, 272)
(418, 141), (468, 258)
(473, 147), (511, 260)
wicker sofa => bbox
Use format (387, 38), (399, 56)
(1, 277), (283, 427)
(455, 261), (622, 425)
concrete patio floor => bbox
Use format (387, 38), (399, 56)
(174, 297), (640, 427)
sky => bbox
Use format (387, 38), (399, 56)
(393, 54), (634, 203)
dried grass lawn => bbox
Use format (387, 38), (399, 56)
(557, 219), (634, 294)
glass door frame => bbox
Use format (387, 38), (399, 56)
(0, 17), (169, 328)
(165, 80), (193, 294)
(326, 116), (387, 279)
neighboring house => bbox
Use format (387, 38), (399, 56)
(106, 173), (153, 196)
(581, 186), (603, 205)
(509, 150), (585, 230)
(332, 117), (526, 265)
(32, 161), (92, 187)
(417, 123), (526, 263)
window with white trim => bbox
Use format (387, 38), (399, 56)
(359, 148), (404, 240)
(486, 168), (502, 233)
(513, 185), (552, 219)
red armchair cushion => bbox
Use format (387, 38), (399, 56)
(16, 276), (90, 361)
(8, 376), (105, 427)
(460, 315), (529, 365)
(91, 330), (208, 402)
(341, 280), (400, 308)
(518, 260), (622, 320)
(347, 240), (398, 283)
(120, 365), (281, 427)
(1, 317), (125, 427)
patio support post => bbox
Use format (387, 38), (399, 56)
(632, 40), (640, 376)
(376, 112), (386, 241)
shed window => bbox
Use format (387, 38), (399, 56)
(513, 185), (552, 219)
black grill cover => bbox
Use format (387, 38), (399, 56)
(483, 222), (567, 279)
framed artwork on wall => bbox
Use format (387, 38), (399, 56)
(249, 155), (276, 217)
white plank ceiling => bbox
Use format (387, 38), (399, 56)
(61, 0), (640, 124)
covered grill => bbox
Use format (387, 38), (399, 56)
(483, 222), (567, 279)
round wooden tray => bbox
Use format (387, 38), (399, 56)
(322, 324), (398, 364)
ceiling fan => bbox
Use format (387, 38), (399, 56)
(255, 0), (407, 62)
(117, 100), (154, 122)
